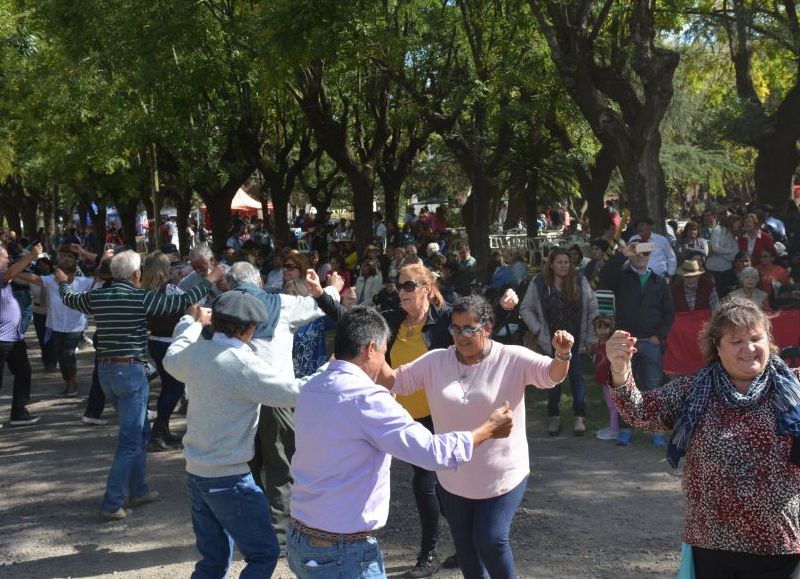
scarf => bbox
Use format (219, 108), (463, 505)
(667, 355), (800, 468)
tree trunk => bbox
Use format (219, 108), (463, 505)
(618, 135), (668, 233)
(462, 177), (495, 280)
(203, 193), (235, 257)
(4, 206), (21, 235)
(350, 171), (375, 252)
(270, 186), (291, 246)
(753, 139), (799, 213)
(20, 199), (38, 237)
(118, 198), (139, 251)
(176, 193), (192, 257)
(582, 149), (616, 238)
(383, 179), (402, 229)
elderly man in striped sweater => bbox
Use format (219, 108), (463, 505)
(58, 250), (224, 520)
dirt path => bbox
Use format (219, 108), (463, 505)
(0, 339), (683, 578)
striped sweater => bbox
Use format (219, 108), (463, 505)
(59, 279), (211, 360)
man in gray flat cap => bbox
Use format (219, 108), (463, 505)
(163, 290), (319, 579)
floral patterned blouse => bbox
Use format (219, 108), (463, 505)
(610, 368), (800, 555)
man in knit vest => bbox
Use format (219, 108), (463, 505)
(58, 250), (223, 520)
(163, 291), (318, 578)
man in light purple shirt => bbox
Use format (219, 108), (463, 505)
(288, 305), (513, 579)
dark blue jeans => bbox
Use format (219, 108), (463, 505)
(50, 330), (82, 380)
(547, 345), (586, 417)
(148, 340), (185, 421)
(439, 476), (528, 579)
(186, 472), (279, 579)
(98, 361), (150, 512)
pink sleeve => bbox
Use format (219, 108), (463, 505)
(517, 347), (557, 389)
(393, 350), (438, 396)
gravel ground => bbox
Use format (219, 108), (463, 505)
(0, 337), (683, 578)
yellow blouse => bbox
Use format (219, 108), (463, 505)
(390, 322), (431, 419)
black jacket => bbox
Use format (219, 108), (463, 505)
(314, 292), (453, 366)
(613, 265), (674, 341)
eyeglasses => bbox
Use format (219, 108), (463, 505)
(398, 280), (426, 292)
(282, 263), (299, 271)
(448, 323), (486, 338)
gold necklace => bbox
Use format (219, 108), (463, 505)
(402, 317), (425, 339)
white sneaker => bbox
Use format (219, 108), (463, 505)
(147, 410), (157, 422)
(596, 426), (618, 441)
(82, 415), (108, 426)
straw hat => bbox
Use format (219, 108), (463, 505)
(677, 259), (705, 277)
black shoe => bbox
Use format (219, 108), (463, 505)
(162, 423), (184, 445)
(148, 434), (172, 452)
(175, 397), (188, 416)
(441, 553), (459, 569)
(402, 551), (440, 578)
(10, 411), (41, 427)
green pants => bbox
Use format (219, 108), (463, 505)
(249, 405), (295, 550)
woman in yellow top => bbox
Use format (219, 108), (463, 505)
(309, 262), (518, 578)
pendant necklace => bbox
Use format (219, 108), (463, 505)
(455, 351), (472, 404)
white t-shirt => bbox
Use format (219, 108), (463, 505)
(42, 275), (93, 333)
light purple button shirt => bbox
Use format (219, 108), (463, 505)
(291, 359), (473, 534)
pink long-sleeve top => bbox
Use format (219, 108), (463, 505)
(394, 343), (557, 499)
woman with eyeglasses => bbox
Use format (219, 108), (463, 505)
(520, 247), (599, 437)
(377, 294), (572, 579)
(304, 263), (519, 578)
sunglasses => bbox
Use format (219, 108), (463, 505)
(398, 280), (426, 292)
(448, 323), (486, 338)
(282, 263), (299, 271)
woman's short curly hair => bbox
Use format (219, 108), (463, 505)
(699, 296), (778, 362)
(451, 294), (495, 328)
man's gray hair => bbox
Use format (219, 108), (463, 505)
(189, 244), (214, 262)
(333, 305), (389, 361)
(226, 261), (262, 288)
(110, 250), (142, 282)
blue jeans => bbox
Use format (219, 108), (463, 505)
(98, 362), (150, 512)
(438, 476), (528, 579)
(620, 338), (664, 429)
(287, 526), (386, 579)
(148, 340), (186, 421)
(186, 472), (279, 579)
(547, 346), (585, 416)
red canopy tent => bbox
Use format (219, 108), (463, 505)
(231, 188), (263, 214)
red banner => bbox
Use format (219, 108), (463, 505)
(663, 309), (800, 376)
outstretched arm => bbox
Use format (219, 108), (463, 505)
(3, 242), (42, 283)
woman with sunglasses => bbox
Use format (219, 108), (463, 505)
(305, 263), (519, 578)
(520, 247), (599, 437)
(377, 294), (572, 579)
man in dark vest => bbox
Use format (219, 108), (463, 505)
(670, 259), (720, 313)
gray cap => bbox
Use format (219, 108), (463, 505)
(211, 290), (268, 325)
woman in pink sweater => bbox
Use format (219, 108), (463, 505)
(379, 294), (572, 579)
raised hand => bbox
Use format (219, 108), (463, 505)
(606, 330), (637, 375)
(499, 288), (519, 310)
(328, 271), (345, 293)
(551, 330), (575, 357)
(54, 267), (68, 284)
(304, 269), (324, 298)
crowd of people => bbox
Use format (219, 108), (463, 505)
(1, 196), (800, 578)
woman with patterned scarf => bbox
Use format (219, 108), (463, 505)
(607, 296), (800, 578)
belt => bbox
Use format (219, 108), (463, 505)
(291, 518), (373, 546)
(99, 356), (148, 365)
